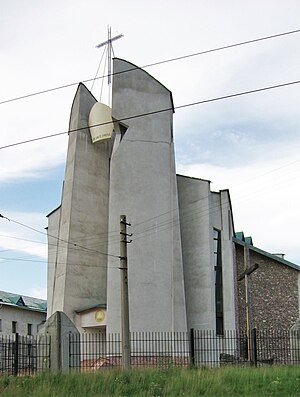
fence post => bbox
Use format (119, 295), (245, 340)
(251, 328), (257, 367)
(13, 333), (19, 376)
(189, 328), (195, 367)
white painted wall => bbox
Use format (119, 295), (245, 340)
(0, 305), (46, 335)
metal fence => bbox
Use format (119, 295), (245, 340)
(69, 331), (190, 370)
(0, 333), (51, 375)
(69, 329), (300, 371)
(1, 329), (299, 374)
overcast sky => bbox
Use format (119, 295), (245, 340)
(1, 0), (300, 299)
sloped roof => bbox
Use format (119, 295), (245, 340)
(234, 232), (299, 271)
(0, 291), (47, 313)
(235, 231), (253, 246)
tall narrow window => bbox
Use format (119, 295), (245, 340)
(27, 323), (32, 336)
(213, 229), (224, 335)
(12, 321), (17, 334)
(0, 319), (2, 332)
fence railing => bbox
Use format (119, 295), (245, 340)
(0, 333), (51, 375)
(69, 331), (190, 370)
(69, 329), (300, 371)
(1, 329), (300, 374)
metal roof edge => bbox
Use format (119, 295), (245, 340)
(233, 237), (300, 271)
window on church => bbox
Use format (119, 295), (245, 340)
(213, 229), (224, 335)
(0, 319), (2, 332)
(27, 323), (32, 336)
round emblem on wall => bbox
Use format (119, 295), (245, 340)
(95, 309), (105, 323)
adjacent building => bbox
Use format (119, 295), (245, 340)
(0, 291), (46, 336)
(234, 233), (299, 333)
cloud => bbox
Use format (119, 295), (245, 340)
(29, 286), (47, 300)
(0, 90), (70, 183)
(0, 211), (47, 259)
(1, 0), (300, 299)
(177, 150), (300, 264)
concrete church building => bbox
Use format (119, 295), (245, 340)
(46, 58), (236, 335)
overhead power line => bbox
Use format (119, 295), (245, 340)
(0, 214), (119, 259)
(1, 28), (300, 106)
(1, 78), (300, 151)
(1, 157), (299, 264)
(0, 256), (120, 269)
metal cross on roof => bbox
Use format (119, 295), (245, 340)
(96, 27), (124, 86)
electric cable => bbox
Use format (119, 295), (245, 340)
(1, 154), (299, 260)
(0, 214), (120, 259)
(1, 157), (299, 260)
(132, 158), (300, 231)
(1, 78), (300, 151)
(90, 45), (107, 92)
(1, 27), (300, 106)
(0, 256), (120, 269)
(1, 167), (298, 264)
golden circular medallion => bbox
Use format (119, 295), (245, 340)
(95, 309), (105, 323)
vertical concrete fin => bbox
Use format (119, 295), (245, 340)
(48, 83), (112, 322)
(107, 59), (187, 333)
(69, 83), (98, 133)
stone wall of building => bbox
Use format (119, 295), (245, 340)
(235, 242), (298, 332)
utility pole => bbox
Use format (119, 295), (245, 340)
(238, 244), (259, 364)
(119, 215), (132, 370)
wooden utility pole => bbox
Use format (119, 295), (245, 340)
(238, 244), (259, 363)
(119, 215), (131, 370)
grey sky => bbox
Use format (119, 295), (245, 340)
(1, 0), (300, 297)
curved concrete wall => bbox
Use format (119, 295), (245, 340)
(177, 175), (236, 331)
(107, 59), (187, 333)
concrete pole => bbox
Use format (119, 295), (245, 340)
(120, 215), (131, 369)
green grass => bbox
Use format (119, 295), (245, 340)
(0, 366), (300, 397)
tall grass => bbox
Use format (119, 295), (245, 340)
(0, 366), (300, 396)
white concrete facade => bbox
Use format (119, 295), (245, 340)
(106, 59), (187, 333)
(177, 175), (236, 332)
(47, 84), (112, 324)
(47, 58), (237, 335)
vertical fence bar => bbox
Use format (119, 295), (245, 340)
(13, 333), (19, 376)
(251, 328), (257, 367)
(3, 329), (298, 373)
(68, 333), (72, 372)
(189, 328), (195, 367)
